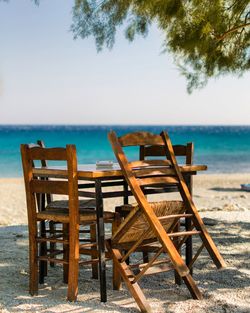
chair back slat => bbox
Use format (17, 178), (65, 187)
(140, 142), (194, 164)
(129, 160), (171, 168)
(30, 180), (69, 195)
(119, 131), (164, 147)
(133, 167), (175, 178)
(140, 145), (166, 157)
(173, 145), (188, 156)
(28, 147), (67, 161)
(137, 176), (179, 187)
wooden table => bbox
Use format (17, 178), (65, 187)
(33, 163), (207, 302)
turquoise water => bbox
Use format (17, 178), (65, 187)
(0, 125), (250, 177)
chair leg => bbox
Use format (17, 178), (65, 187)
(39, 220), (47, 284)
(186, 176), (193, 275)
(49, 221), (56, 267)
(185, 216), (193, 275)
(112, 214), (122, 290)
(157, 227), (203, 301)
(113, 257), (122, 290)
(173, 221), (182, 285)
(63, 223), (69, 284)
(107, 241), (152, 313)
(67, 223), (79, 302)
(90, 224), (98, 279)
(182, 273), (203, 300)
(29, 225), (38, 296)
(190, 206), (226, 269)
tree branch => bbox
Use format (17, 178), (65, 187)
(217, 22), (250, 41)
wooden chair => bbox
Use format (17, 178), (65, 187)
(21, 144), (114, 301)
(107, 131), (226, 313)
(34, 140), (98, 281)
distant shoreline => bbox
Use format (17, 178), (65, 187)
(0, 123), (250, 126)
(1, 125), (250, 176)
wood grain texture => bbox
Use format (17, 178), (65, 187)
(20, 143), (115, 302)
(107, 130), (225, 312)
(161, 131), (226, 269)
(119, 131), (164, 147)
(32, 164), (207, 179)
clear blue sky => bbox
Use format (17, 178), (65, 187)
(0, 0), (249, 125)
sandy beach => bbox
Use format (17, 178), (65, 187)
(0, 174), (250, 312)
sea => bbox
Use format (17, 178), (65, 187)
(0, 125), (250, 177)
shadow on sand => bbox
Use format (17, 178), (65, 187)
(0, 219), (249, 313)
(209, 187), (244, 192)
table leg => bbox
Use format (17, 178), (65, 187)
(95, 180), (107, 302)
(123, 180), (129, 205)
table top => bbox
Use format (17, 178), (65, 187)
(33, 163), (207, 180)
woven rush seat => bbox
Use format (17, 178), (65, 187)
(37, 207), (115, 223)
(117, 201), (183, 212)
(46, 199), (96, 210)
(113, 200), (185, 244)
(116, 201), (188, 226)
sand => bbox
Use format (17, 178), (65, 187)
(0, 174), (250, 313)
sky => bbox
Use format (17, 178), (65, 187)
(0, 0), (249, 125)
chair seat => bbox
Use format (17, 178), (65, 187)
(116, 200), (183, 217)
(37, 207), (115, 223)
(113, 200), (185, 245)
(46, 199), (96, 210)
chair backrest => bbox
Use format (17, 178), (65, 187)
(138, 135), (194, 194)
(20, 144), (79, 224)
(114, 131), (179, 185)
(108, 131), (187, 247)
(139, 140), (193, 165)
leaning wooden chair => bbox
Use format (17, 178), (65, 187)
(108, 131), (226, 313)
(21, 144), (114, 301)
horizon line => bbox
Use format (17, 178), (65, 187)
(0, 123), (250, 127)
